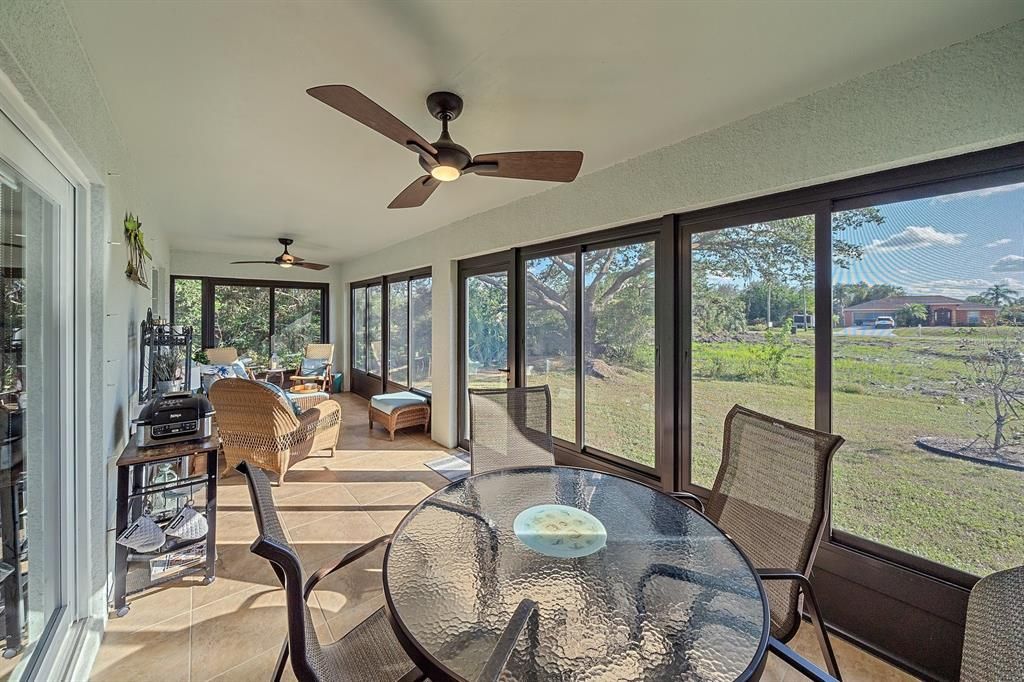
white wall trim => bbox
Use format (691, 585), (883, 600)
(0, 62), (105, 681)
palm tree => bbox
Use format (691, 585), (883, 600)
(981, 283), (1018, 308)
(896, 303), (928, 327)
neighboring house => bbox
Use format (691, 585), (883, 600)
(842, 295), (998, 327)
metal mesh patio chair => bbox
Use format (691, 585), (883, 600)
(469, 386), (555, 475)
(677, 404), (845, 679)
(769, 564), (1024, 682)
(961, 564), (1024, 681)
(235, 461), (422, 682)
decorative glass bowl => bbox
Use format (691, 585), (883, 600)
(513, 504), (607, 558)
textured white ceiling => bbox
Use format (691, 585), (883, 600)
(64, 0), (1024, 263)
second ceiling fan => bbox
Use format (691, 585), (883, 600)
(306, 85), (584, 208)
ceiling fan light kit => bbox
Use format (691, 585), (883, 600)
(306, 85), (584, 208)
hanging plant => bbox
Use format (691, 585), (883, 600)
(124, 212), (152, 289)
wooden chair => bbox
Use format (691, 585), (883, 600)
(204, 346), (255, 379)
(288, 343), (334, 392)
(208, 378), (340, 484)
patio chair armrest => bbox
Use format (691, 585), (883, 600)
(757, 568), (806, 582)
(304, 535), (391, 599)
(768, 637), (839, 681)
(758, 569), (843, 680)
(475, 599), (538, 682)
(668, 491), (705, 514)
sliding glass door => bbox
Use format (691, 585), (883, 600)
(0, 109), (76, 679)
(458, 226), (666, 476)
(458, 256), (514, 447)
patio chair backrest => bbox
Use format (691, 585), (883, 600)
(960, 565), (1024, 681)
(706, 404), (844, 641)
(304, 343), (334, 362)
(205, 346), (239, 364)
(469, 386), (555, 475)
(236, 461), (339, 682)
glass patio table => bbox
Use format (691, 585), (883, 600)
(383, 465), (770, 682)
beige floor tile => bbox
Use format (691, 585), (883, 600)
(91, 612), (191, 681)
(105, 581), (192, 633)
(189, 583), (331, 681)
(206, 646), (298, 682)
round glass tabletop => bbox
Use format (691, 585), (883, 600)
(384, 466), (769, 681)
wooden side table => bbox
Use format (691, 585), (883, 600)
(261, 368), (287, 386)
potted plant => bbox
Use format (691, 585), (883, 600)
(152, 350), (181, 396)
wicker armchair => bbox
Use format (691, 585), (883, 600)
(208, 378), (340, 484)
(961, 565), (1024, 681)
(677, 405), (845, 679)
(469, 386), (555, 475)
(288, 343), (334, 392)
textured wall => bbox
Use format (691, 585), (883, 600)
(337, 20), (1024, 448)
(0, 0), (172, 672)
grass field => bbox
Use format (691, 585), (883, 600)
(525, 325), (1024, 576)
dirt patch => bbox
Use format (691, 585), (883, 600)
(916, 437), (1024, 471)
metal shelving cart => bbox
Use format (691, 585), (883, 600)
(112, 436), (219, 617)
(138, 310), (194, 403)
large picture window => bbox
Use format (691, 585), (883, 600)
(349, 270), (431, 394)
(689, 214), (816, 488)
(831, 180), (1024, 576)
(171, 277), (328, 366)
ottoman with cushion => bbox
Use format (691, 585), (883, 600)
(287, 389), (330, 412)
(369, 391), (430, 441)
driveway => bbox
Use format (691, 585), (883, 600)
(834, 326), (896, 337)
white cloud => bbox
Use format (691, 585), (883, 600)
(984, 238), (1013, 248)
(865, 226), (966, 253)
(933, 182), (1024, 203)
(906, 277), (1024, 298)
(992, 255), (1024, 272)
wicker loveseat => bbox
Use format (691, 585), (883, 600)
(208, 378), (341, 484)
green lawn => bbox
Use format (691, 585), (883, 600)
(527, 326), (1024, 577)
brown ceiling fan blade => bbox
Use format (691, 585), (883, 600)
(229, 260), (277, 265)
(307, 85), (438, 157)
(469, 151), (583, 182)
(388, 175), (441, 209)
(294, 261), (330, 271)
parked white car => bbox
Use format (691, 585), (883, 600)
(873, 316), (896, 329)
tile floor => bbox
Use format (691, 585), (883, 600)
(89, 393), (915, 681)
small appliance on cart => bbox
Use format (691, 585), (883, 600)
(112, 392), (219, 617)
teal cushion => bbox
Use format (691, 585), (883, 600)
(370, 391), (427, 415)
(258, 381), (301, 416)
(299, 358), (328, 377)
(231, 361), (249, 379)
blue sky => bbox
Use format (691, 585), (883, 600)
(834, 181), (1024, 298)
